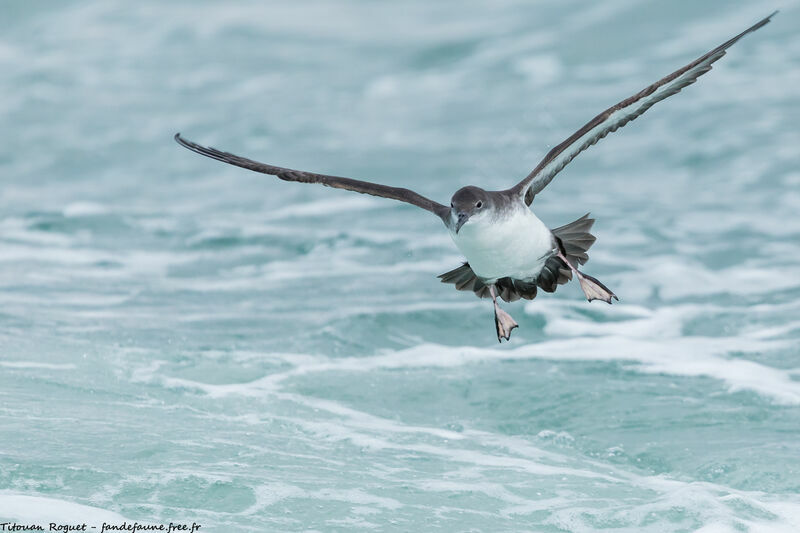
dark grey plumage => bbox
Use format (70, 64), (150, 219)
(174, 133), (450, 220)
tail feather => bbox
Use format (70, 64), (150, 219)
(437, 263), (536, 302)
(552, 213), (595, 236)
(552, 213), (596, 267)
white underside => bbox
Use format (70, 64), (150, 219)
(449, 205), (554, 282)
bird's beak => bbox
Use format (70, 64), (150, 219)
(455, 212), (469, 234)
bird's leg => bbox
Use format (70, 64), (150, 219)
(555, 249), (618, 304)
(490, 284), (518, 342)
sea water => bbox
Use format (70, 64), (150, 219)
(1, 1), (799, 531)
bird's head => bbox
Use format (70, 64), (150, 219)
(449, 186), (492, 233)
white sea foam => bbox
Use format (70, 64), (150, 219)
(626, 259), (800, 301)
(0, 217), (75, 247)
(260, 196), (383, 221)
(276, 392), (467, 442)
(0, 492), (127, 523)
(62, 202), (109, 217)
(243, 392), (800, 530)
(151, 326), (798, 404)
(0, 361), (76, 370)
(418, 479), (530, 505)
(310, 489), (402, 510)
(246, 483), (402, 520)
(512, 54), (563, 87)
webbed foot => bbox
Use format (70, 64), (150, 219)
(577, 272), (618, 304)
(489, 283), (519, 342)
(494, 306), (519, 342)
(554, 248), (618, 304)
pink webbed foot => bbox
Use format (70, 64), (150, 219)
(577, 272), (618, 304)
(554, 248), (618, 304)
(489, 284), (519, 342)
(494, 306), (519, 342)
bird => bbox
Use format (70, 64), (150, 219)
(175, 12), (775, 342)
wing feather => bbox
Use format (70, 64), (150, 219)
(513, 12), (776, 204)
(175, 133), (449, 220)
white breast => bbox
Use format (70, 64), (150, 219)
(449, 205), (554, 282)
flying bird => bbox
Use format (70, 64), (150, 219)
(176, 13), (775, 342)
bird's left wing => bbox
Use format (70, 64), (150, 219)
(175, 133), (450, 220)
(511, 12), (776, 205)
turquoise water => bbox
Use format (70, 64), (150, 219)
(2, 1), (799, 531)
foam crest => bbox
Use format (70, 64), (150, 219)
(153, 328), (797, 404)
(250, 393), (800, 530)
(0, 361), (76, 370)
(0, 492), (127, 523)
(288, 416), (618, 481)
(260, 196), (382, 221)
(62, 201), (109, 217)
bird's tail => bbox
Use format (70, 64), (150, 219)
(537, 213), (597, 292)
(551, 213), (596, 266)
(437, 263), (538, 302)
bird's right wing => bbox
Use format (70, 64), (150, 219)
(511, 12), (776, 205)
(175, 133), (450, 220)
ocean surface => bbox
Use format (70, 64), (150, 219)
(1, 1), (799, 531)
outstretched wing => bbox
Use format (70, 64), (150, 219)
(174, 133), (450, 220)
(512, 12), (776, 205)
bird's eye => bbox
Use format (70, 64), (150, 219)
(450, 202), (454, 208)
(476, 201), (482, 208)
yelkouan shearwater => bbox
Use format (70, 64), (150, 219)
(176, 12), (775, 341)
